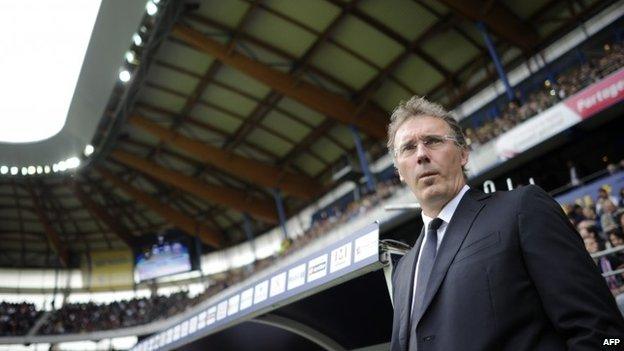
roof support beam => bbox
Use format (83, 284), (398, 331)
(129, 115), (321, 199)
(109, 149), (278, 224)
(97, 167), (223, 248)
(171, 24), (388, 140)
(72, 182), (135, 248)
(434, 0), (538, 51)
(26, 186), (69, 267)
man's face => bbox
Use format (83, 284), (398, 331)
(394, 116), (468, 210)
(598, 189), (607, 199)
(610, 233), (624, 247)
(584, 237), (599, 253)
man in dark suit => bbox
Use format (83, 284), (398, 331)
(386, 96), (624, 350)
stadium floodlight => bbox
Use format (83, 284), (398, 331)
(44, 165), (50, 174)
(0, 166), (6, 175)
(84, 144), (94, 156)
(133, 33), (143, 46)
(146, 1), (158, 16)
(10, 167), (18, 175)
(58, 160), (67, 172)
(125, 50), (136, 63)
(66, 157), (80, 169)
(52, 163), (59, 173)
(27, 166), (36, 175)
(21, 167), (27, 175)
(36, 166), (43, 174)
(119, 69), (132, 83)
(0, 0), (101, 143)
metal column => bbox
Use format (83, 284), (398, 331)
(272, 188), (289, 239)
(349, 125), (376, 193)
(243, 213), (257, 260)
(476, 22), (515, 101)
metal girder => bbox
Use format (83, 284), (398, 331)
(435, 0), (538, 50)
(71, 182), (135, 248)
(129, 115), (321, 199)
(251, 313), (346, 351)
(222, 1), (358, 153)
(171, 24), (388, 140)
(109, 148), (279, 224)
(97, 167), (223, 248)
(26, 186), (69, 267)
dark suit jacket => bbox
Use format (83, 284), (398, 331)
(390, 185), (624, 351)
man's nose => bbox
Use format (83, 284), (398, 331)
(415, 145), (430, 164)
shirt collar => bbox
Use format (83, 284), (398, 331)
(421, 185), (470, 228)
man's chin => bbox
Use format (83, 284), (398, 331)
(417, 186), (440, 201)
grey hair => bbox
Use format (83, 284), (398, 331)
(387, 96), (467, 160)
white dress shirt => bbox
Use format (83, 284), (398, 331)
(410, 185), (470, 314)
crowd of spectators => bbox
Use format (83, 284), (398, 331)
(465, 42), (624, 147)
(39, 292), (196, 335)
(0, 302), (40, 336)
(217, 178), (403, 288)
(564, 183), (624, 297)
(281, 178), (401, 256)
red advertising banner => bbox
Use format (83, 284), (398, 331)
(564, 67), (624, 119)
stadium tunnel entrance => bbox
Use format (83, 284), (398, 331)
(154, 269), (392, 351)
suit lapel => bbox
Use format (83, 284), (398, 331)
(397, 225), (425, 350)
(412, 189), (489, 327)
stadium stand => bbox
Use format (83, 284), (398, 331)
(465, 41), (624, 147)
(2, 1), (624, 350)
(0, 302), (40, 337)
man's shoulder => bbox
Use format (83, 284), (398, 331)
(474, 185), (554, 214)
(487, 184), (549, 201)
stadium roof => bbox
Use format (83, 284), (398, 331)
(0, 0), (617, 269)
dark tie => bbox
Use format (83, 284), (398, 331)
(409, 217), (443, 351)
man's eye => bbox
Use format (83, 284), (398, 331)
(401, 144), (414, 152)
(423, 136), (442, 146)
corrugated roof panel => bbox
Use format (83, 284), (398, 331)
(327, 125), (356, 149)
(310, 43), (376, 90)
(243, 10), (317, 57)
(200, 84), (259, 116)
(192, 104), (243, 133)
(195, 0), (251, 28)
(504, 0), (545, 20)
(293, 152), (325, 176)
(264, 0), (340, 30)
(416, 0), (451, 15)
(309, 137), (343, 164)
(332, 15), (404, 68)
(372, 79), (412, 112)
(275, 98), (325, 127)
(214, 65), (272, 100)
(246, 129), (292, 157)
(147, 65), (199, 96)
(260, 111), (310, 141)
(359, 0), (438, 40)
(393, 54), (445, 94)
(139, 86), (186, 112)
(155, 40), (214, 75)
(422, 30), (480, 72)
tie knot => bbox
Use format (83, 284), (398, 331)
(429, 218), (443, 231)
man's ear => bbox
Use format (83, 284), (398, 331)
(460, 148), (469, 167)
(395, 167), (404, 182)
